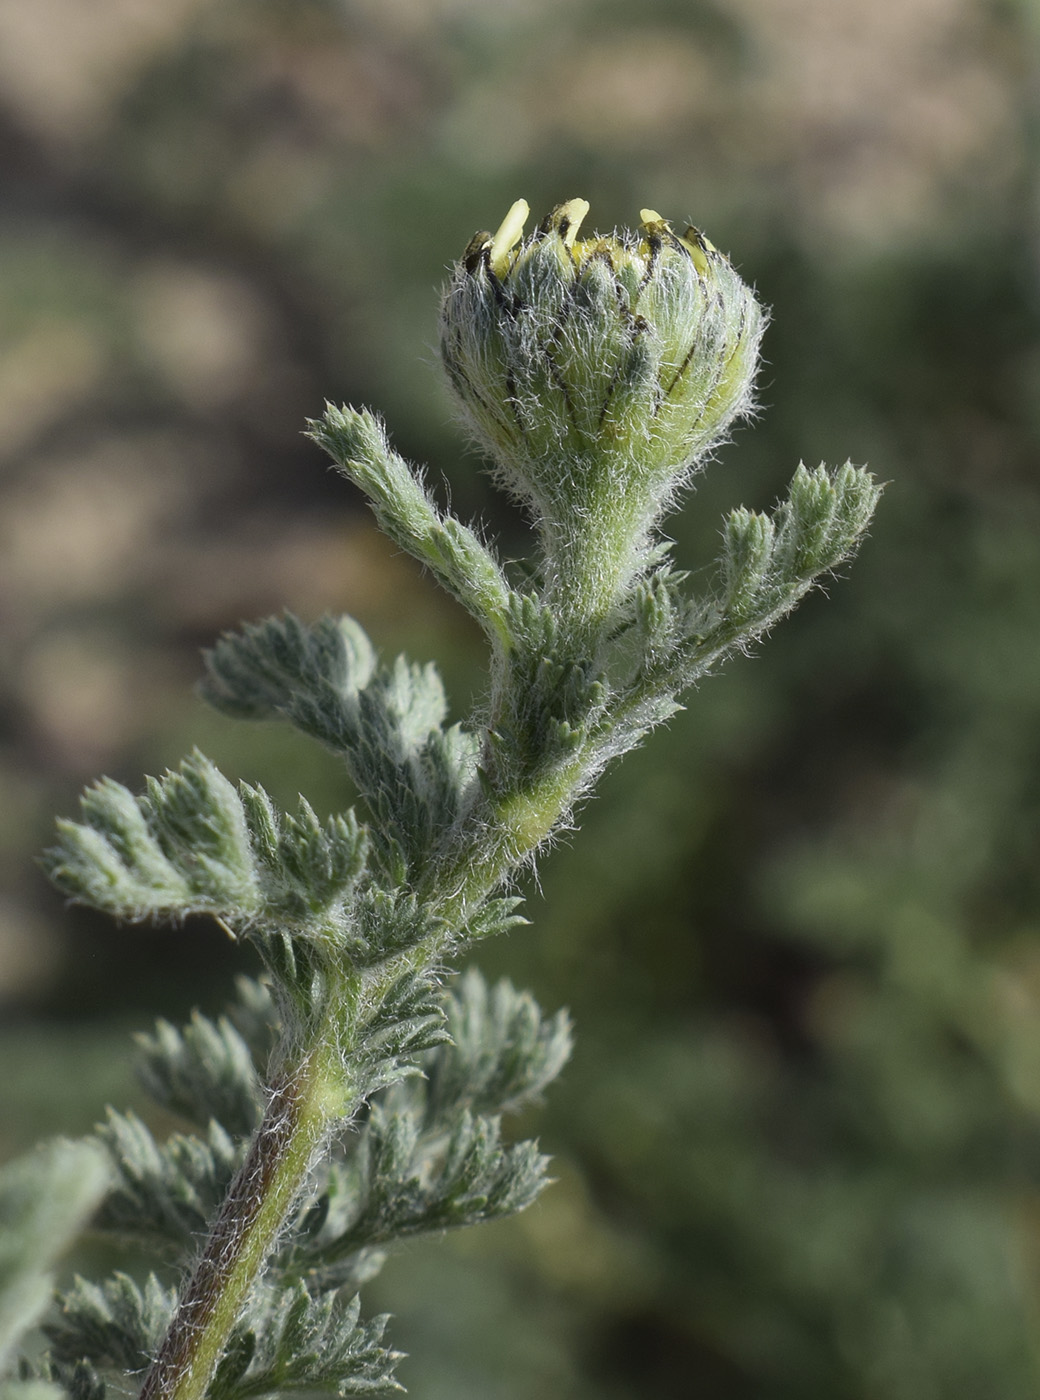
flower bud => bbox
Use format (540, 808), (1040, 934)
(439, 199), (767, 622)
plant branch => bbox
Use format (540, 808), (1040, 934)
(138, 1032), (351, 1400)
(135, 743), (586, 1400)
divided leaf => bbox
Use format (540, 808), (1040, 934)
(46, 1274), (176, 1375)
(352, 972), (451, 1098)
(45, 753), (367, 938)
(203, 615), (479, 875)
(711, 462), (880, 644)
(603, 463), (880, 760)
(428, 968), (573, 1120)
(95, 1111), (244, 1250)
(309, 1105), (550, 1265)
(291, 970), (570, 1283)
(491, 593), (610, 786)
(210, 1281), (401, 1400)
(345, 888), (443, 969)
(135, 1009), (265, 1138)
(308, 405), (510, 642)
(0, 1143), (110, 1375)
(201, 613), (376, 723)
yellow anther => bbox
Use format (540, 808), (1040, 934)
(489, 199), (530, 275)
(555, 198), (590, 247)
(679, 226), (713, 276)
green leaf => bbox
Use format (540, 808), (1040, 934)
(427, 968), (573, 1119)
(353, 972), (451, 1098)
(720, 507), (775, 623)
(345, 888), (443, 969)
(602, 463), (880, 760)
(725, 462), (881, 628)
(313, 1105), (551, 1258)
(237, 786), (369, 925)
(308, 405), (510, 642)
(291, 971), (570, 1280)
(45, 753), (367, 940)
(460, 896), (529, 945)
(46, 1274), (175, 1373)
(202, 615), (479, 876)
(135, 1008), (265, 1138)
(490, 593), (609, 788)
(0, 1142), (110, 1374)
(201, 613), (376, 723)
(94, 1111), (243, 1250)
(210, 1281), (402, 1400)
(331, 657), (478, 872)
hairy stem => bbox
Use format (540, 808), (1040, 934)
(428, 763), (585, 915)
(138, 1035), (350, 1400)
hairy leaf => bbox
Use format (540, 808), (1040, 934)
(94, 1111), (243, 1250)
(135, 1009), (264, 1138)
(427, 969), (573, 1120)
(210, 1281), (401, 1400)
(202, 615), (479, 876)
(45, 753), (367, 941)
(46, 1274), (175, 1373)
(0, 1144), (110, 1374)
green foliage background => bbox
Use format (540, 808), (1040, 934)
(1, 0), (1040, 1395)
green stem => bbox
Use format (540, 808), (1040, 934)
(138, 1033), (350, 1400)
(425, 761), (585, 920)
(538, 475), (658, 635)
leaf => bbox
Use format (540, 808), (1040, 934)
(345, 888), (443, 969)
(291, 972), (570, 1280)
(94, 1112), (243, 1250)
(202, 614), (480, 876)
(135, 1008), (264, 1138)
(489, 594), (609, 787)
(712, 462), (880, 641)
(0, 1142), (110, 1374)
(308, 406), (510, 642)
(46, 1274), (175, 1373)
(601, 463), (880, 760)
(210, 1281), (402, 1400)
(44, 753), (367, 940)
(427, 968), (573, 1119)
(201, 613), (376, 723)
(353, 973), (451, 1098)
(314, 1106), (551, 1259)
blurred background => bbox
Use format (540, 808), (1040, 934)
(1, 0), (1040, 1395)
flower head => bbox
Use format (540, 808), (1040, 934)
(439, 199), (767, 621)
